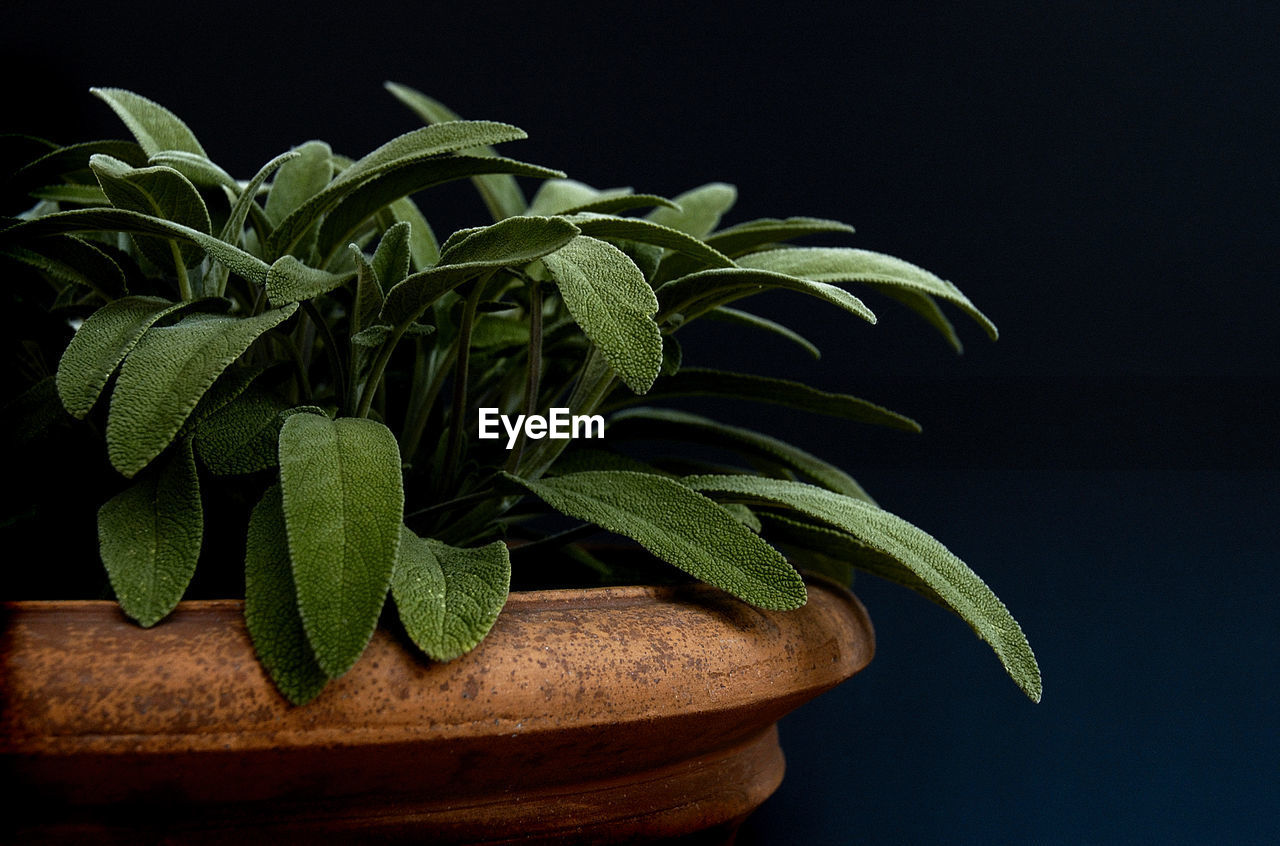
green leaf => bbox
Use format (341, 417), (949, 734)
(381, 215), (579, 326)
(10, 208), (272, 284)
(684, 474), (1042, 702)
(527, 179), (677, 217)
(4, 233), (128, 299)
(244, 485), (328, 705)
(10, 139), (148, 199)
(56, 295), (180, 418)
(655, 216), (857, 285)
(29, 184), (110, 205)
(268, 122), (529, 257)
(703, 306), (821, 359)
(149, 150), (238, 191)
(758, 511), (941, 601)
(264, 141), (333, 227)
(372, 220), (412, 288)
(614, 368), (920, 432)
(646, 182), (737, 238)
(221, 150), (300, 242)
(348, 246), (384, 334)
(265, 255), (354, 307)
(106, 305), (298, 477)
(607, 407), (875, 502)
(736, 247), (998, 340)
(542, 235), (663, 394)
(313, 154), (564, 264)
(384, 82), (528, 220)
(566, 213), (735, 268)
(97, 438), (202, 628)
(391, 528), (511, 662)
(387, 196), (439, 269)
(193, 386), (289, 475)
(90, 154), (212, 270)
(91, 87), (207, 158)
(503, 470), (806, 611)
(657, 267), (876, 325)
(278, 414), (404, 678)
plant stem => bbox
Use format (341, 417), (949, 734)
(301, 300), (349, 414)
(356, 328), (403, 418)
(505, 281), (543, 474)
(171, 243), (193, 301)
(401, 342), (456, 465)
(442, 276), (489, 486)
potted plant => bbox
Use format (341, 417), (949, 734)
(1, 84), (1040, 841)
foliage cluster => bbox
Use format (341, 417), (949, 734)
(1, 84), (1040, 703)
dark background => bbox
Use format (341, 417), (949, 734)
(5, 1), (1277, 842)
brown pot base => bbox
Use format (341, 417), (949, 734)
(2, 581), (874, 843)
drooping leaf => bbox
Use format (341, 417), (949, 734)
(611, 368), (920, 432)
(736, 247), (998, 340)
(758, 511), (941, 602)
(10, 139), (148, 199)
(703, 306), (821, 359)
(566, 213), (735, 269)
(264, 141), (333, 227)
(503, 470), (806, 611)
(149, 150), (238, 191)
(106, 305), (298, 477)
(381, 216), (579, 326)
(4, 233), (127, 300)
(391, 528), (511, 662)
(97, 438), (202, 628)
(646, 182), (737, 239)
(654, 216), (857, 285)
(278, 413), (404, 678)
(607, 407), (875, 502)
(384, 82), (528, 220)
(542, 235), (663, 394)
(91, 87), (207, 157)
(268, 122), (529, 257)
(90, 155), (212, 270)
(220, 150), (300, 243)
(265, 255), (354, 307)
(657, 267), (876, 325)
(10, 208), (272, 284)
(29, 184), (109, 205)
(244, 485), (328, 705)
(193, 386), (290, 475)
(314, 155), (564, 264)
(56, 295), (179, 418)
(684, 474), (1042, 702)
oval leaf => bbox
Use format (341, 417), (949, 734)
(503, 470), (806, 611)
(391, 528), (511, 662)
(278, 414), (404, 678)
(542, 235), (663, 394)
(106, 304), (298, 477)
(193, 386), (289, 475)
(56, 295), (180, 418)
(90, 154), (212, 270)
(684, 474), (1042, 702)
(97, 439), (202, 628)
(646, 182), (737, 239)
(91, 87), (207, 157)
(244, 485), (329, 705)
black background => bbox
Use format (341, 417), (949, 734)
(4, 1), (1277, 842)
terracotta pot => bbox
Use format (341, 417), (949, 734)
(1, 580), (873, 844)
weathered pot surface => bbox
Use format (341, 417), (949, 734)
(1, 579), (874, 843)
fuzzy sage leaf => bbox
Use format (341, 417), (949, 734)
(684, 474), (1042, 702)
(97, 438), (202, 628)
(503, 470), (806, 611)
(278, 413), (404, 678)
(391, 528), (511, 662)
(91, 87), (207, 157)
(244, 485), (328, 705)
(542, 235), (663, 394)
(56, 295), (178, 418)
(107, 305), (298, 477)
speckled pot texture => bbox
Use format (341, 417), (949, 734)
(1, 579), (874, 844)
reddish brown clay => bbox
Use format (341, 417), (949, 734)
(1, 580), (874, 843)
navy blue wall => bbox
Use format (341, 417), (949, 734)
(5, 2), (1276, 841)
